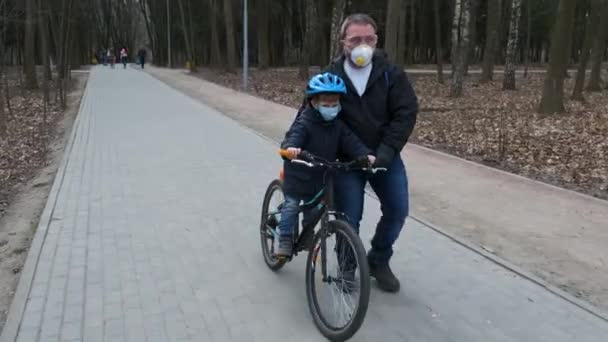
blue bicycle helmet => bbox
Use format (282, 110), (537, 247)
(306, 72), (347, 96)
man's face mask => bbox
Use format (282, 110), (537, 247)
(349, 44), (374, 67)
(343, 30), (377, 67)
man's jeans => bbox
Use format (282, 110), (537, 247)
(334, 154), (409, 265)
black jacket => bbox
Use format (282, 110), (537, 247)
(281, 105), (371, 197)
(298, 51), (418, 155)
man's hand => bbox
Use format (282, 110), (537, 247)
(374, 143), (395, 168)
(367, 155), (376, 166)
(285, 147), (301, 159)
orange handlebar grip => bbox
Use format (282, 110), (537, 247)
(278, 149), (292, 159)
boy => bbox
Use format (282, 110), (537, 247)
(277, 72), (375, 257)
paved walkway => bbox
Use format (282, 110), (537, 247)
(147, 66), (608, 312)
(2, 67), (608, 342)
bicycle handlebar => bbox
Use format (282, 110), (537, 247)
(278, 149), (387, 174)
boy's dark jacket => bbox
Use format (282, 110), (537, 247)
(281, 105), (371, 197)
(297, 50), (418, 160)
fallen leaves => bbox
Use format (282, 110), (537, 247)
(0, 70), (66, 218)
(197, 67), (608, 200)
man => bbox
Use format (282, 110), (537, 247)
(138, 48), (147, 69)
(325, 14), (418, 293)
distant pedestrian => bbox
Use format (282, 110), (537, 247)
(107, 48), (115, 69)
(137, 48), (147, 69)
(120, 48), (128, 69)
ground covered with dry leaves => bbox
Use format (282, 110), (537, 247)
(197, 68), (608, 200)
(0, 74), (66, 219)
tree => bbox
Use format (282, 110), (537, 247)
(451, 0), (462, 75)
(523, 0), (532, 77)
(257, 0), (271, 69)
(396, 1), (408, 66)
(464, 0), (479, 74)
(24, 0), (38, 89)
(572, 0), (603, 101)
(451, 0), (471, 97)
(329, 0), (346, 61)
(177, 0), (196, 71)
(586, 1), (608, 91)
(384, 0), (401, 63)
(209, 0), (222, 67)
(503, 0), (523, 90)
(38, 0), (51, 107)
(481, 0), (502, 82)
(223, 0), (238, 73)
(539, 0), (577, 114)
(299, 0), (318, 80)
(433, 0), (444, 83)
(407, 0), (417, 64)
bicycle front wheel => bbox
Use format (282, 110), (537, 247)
(305, 219), (370, 341)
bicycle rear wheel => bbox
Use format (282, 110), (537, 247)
(305, 219), (370, 341)
(260, 179), (287, 271)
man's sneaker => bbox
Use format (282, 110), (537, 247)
(368, 255), (400, 293)
(276, 235), (293, 258)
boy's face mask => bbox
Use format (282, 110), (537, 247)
(316, 103), (341, 121)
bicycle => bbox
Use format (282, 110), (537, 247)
(259, 149), (385, 341)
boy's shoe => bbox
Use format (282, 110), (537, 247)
(276, 235), (293, 258)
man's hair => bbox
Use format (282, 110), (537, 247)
(340, 13), (378, 39)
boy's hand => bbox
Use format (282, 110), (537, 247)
(286, 147), (301, 159)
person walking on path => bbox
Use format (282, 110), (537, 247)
(120, 47), (128, 69)
(107, 48), (115, 69)
(137, 48), (147, 69)
(297, 14), (418, 293)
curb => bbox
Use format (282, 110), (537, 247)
(409, 213), (608, 323)
(0, 74), (91, 342)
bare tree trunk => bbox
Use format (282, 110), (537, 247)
(539, 0), (576, 114)
(385, 0), (401, 63)
(209, 0), (222, 67)
(0, 41), (5, 137)
(177, 0), (195, 71)
(299, 0), (317, 80)
(451, 0), (470, 97)
(503, 0), (522, 90)
(223, 0), (237, 73)
(464, 0), (479, 74)
(523, 0), (531, 77)
(24, 0), (38, 89)
(38, 0), (51, 111)
(451, 0), (462, 74)
(481, 0), (501, 82)
(0, 75), (5, 137)
(407, 0), (417, 64)
(433, 0), (444, 83)
(396, 1), (408, 66)
(329, 0), (346, 62)
(572, 0), (602, 101)
(139, 0), (156, 56)
(586, 1), (608, 91)
(257, 0), (270, 69)
(187, 0), (197, 67)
